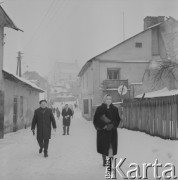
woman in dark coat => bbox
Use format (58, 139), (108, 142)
(62, 104), (73, 135)
(31, 100), (57, 158)
(93, 94), (121, 166)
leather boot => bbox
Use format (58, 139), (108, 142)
(67, 126), (69, 135)
(44, 150), (48, 158)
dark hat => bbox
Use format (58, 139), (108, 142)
(39, 100), (47, 104)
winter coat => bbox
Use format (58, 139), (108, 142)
(93, 103), (121, 156)
(62, 108), (73, 126)
(31, 107), (57, 140)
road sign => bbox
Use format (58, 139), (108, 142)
(118, 85), (127, 95)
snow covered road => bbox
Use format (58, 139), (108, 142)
(0, 107), (178, 180)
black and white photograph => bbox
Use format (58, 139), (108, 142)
(0, 0), (178, 179)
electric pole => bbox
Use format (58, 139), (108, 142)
(16, 51), (23, 77)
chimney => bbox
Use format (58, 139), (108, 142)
(144, 16), (165, 30)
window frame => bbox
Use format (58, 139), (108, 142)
(135, 42), (142, 48)
(107, 68), (120, 80)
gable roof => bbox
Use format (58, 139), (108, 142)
(0, 6), (23, 31)
(78, 17), (174, 77)
(3, 69), (44, 93)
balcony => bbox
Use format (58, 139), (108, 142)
(101, 79), (128, 90)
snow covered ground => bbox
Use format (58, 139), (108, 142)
(0, 103), (177, 180)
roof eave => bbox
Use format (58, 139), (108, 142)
(78, 59), (93, 77)
(2, 70), (44, 93)
(0, 6), (23, 32)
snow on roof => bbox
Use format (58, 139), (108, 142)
(135, 87), (178, 98)
(130, 82), (143, 85)
(3, 69), (44, 93)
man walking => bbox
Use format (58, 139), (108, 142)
(31, 100), (57, 158)
(62, 104), (73, 135)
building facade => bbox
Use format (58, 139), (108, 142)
(0, 6), (44, 138)
(78, 16), (178, 120)
(3, 70), (43, 133)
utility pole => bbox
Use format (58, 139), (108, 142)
(16, 51), (23, 77)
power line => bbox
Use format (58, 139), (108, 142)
(23, 0), (58, 49)
(43, 0), (78, 43)
(23, 52), (72, 62)
(24, 0), (67, 50)
(24, 0), (67, 48)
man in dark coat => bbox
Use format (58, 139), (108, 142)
(93, 94), (121, 166)
(62, 104), (73, 135)
(31, 100), (57, 158)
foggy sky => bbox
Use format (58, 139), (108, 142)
(2, 0), (178, 77)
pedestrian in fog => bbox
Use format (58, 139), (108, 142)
(31, 100), (57, 158)
(93, 94), (121, 166)
(62, 104), (73, 135)
(56, 107), (60, 119)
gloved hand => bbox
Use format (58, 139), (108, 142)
(32, 129), (35, 136)
(100, 115), (111, 124)
(106, 124), (114, 131)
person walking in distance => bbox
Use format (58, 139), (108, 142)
(56, 107), (60, 119)
(62, 104), (73, 135)
(31, 100), (57, 158)
(93, 94), (121, 166)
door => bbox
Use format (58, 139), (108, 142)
(0, 90), (4, 138)
(13, 96), (18, 132)
(83, 99), (89, 114)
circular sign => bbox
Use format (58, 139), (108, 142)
(118, 85), (127, 95)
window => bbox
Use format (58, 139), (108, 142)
(135, 42), (142, 48)
(107, 68), (120, 80)
(20, 96), (23, 117)
(83, 99), (89, 114)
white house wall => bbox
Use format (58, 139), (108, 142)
(96, 30), (152, 61)
(80, 63), (94, 119)
(4, 79), (39, 133)
(99, 62), (149, 84)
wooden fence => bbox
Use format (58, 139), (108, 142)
(121, 95), (178, 140)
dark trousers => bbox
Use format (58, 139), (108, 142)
(63, 125), (70, 134)
(37, 139), (49, 152)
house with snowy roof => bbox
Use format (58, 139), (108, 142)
(78, 16), (178, 120)
(0, 6), (44, 138)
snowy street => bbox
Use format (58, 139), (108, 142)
(0, 107), (178, 180)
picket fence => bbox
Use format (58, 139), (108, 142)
(121, 95), (178, 140)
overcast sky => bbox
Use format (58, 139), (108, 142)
(2, 0), (178, 77)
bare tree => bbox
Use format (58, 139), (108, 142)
(153, 60), (178, 84)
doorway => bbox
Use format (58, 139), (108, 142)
(13, 96), (18, 132)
